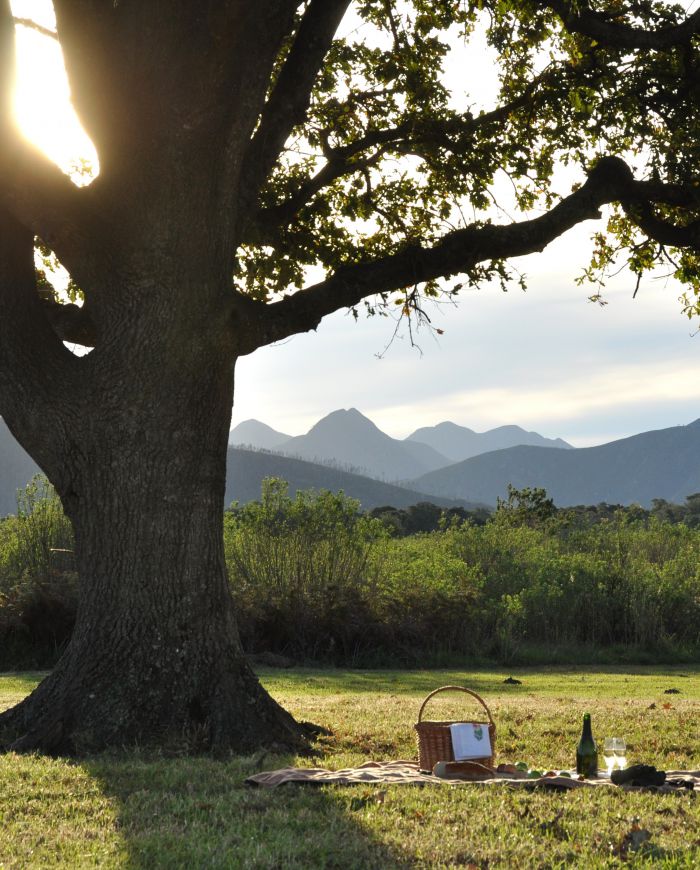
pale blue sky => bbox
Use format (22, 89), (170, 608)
(234, 219), (700, 447)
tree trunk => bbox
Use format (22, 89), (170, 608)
(0, 306), (307, 755)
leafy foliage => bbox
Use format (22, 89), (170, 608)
(233, 1), (700, 327)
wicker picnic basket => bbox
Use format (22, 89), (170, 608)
(414, 685), (496, 772)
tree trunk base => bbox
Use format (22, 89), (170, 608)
(0, 650), (310, 757)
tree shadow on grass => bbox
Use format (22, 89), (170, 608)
(85, 752), (414, 869)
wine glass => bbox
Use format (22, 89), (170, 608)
(603, 738), (616, 775)
(613, 737), (627, 770)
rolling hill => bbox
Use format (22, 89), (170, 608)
(406, 421), (572, 462)
(228, 419), (291, 449)
(409, 419), (700, 507)
(224, 447), (476, 510)
(0, 419), (41, 516)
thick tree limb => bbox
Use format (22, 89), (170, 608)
(234, 158), (700, 352)
(624, 204), (700, 249)
(41, 299), (97, 347)
(239, 0), (351, 216)
(1, 2), (97, 285)
(0, 138), (98, 283)
(547, 1), (700, 50)
(0, 207), (82, 473)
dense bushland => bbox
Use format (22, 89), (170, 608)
(2, 477), (700, 668)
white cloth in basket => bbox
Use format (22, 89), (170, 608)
(450, 722), (491, 760)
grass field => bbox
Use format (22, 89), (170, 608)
(1, 666), (699, 868)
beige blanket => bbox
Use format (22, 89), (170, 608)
(246, 761), (700, 792)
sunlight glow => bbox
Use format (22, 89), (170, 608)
(11, 0), (98, 183)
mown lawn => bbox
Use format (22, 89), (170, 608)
(1, 666), (699, 868)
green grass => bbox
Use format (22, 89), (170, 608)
(1, 667), (700, 868)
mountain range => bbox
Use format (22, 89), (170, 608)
(0, 416), (478, 515)
(230, 408), (572, 479)
(2, 411), (699, 515)
(410, 418), (700, 507)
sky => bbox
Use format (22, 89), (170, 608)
(10, 1), (700, 448)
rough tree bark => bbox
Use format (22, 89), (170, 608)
(0, 0), (321, 754)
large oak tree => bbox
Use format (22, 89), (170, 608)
(1, 0), (700, 754)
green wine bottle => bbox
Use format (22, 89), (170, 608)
(576, 712), (598, 777)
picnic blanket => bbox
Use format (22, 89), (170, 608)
(246, 761), (700, 793)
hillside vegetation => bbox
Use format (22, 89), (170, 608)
(2, 477), (699, 669)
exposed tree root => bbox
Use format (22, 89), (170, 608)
(0, 654), (311, 758)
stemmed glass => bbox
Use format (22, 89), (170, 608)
(603, 738), (616, 775)
(613, 737), (627, 770)
(603, 737), (627, 774)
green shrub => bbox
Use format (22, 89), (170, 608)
(225, 479), (387, 662)
(0, 476), (77, 668)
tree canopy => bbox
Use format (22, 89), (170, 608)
(4, 1), (700, 354)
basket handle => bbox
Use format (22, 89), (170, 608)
(417, 685), (494, 725)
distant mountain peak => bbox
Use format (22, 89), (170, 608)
(405, 420), (573, 463)
(309, 407), (385, 435)
(229, 419), (291, 450)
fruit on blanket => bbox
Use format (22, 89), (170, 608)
(515, 761), (529, 772)
(527, 769), (543, 778)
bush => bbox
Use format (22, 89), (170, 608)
(225, 479), (387, 663)
(0, 477), (77, 668)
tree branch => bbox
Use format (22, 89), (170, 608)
(623, 204), (700, 249)
(0, 138), (98, 283)
(239, 0), (351, 217)
(235, 157), (700, 352)
(13, 17), (58, 41)
(547, 1), (700, 50)
(247, 64), (569, 241)
(0, 207), (81, 453)
(1, 1), (98, 287)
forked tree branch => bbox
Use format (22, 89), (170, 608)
(547, 1), (700, 49)
(41, 298), (97, 347)
(1, 1), (97, 286)
(234, 158), (700, 353)
(239, 0), (351, 216)
(247, 64), (571, 241)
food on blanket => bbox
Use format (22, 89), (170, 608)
(527, 769), (543, 778)
(576, 712), (599, 777)
(515, 761), (529, 772)
(558, 771), (572, 778)
(496, 763), (520, 775)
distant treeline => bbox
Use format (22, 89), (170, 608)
(368, 486), (700, 536)
(1, 477), (700, 668)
